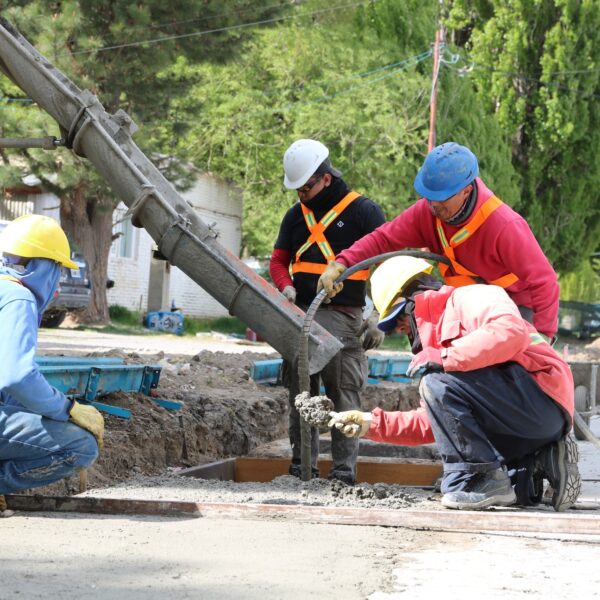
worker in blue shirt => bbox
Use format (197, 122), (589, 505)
(0, 215), (104, 516)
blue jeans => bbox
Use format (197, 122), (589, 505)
(419, 363), (566, 495)
(0, 406), (99, 494)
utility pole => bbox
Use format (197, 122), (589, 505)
(428, 28), (443, 151)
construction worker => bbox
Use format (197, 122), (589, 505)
(0, 215), (103, 516)
(328, 256), (581, 511)
(270, 139), (386, 484)
(318, 142), (560, 341)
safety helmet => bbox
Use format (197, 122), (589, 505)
(0, 214), (78, 269)
(371, 256), (433, 321)
(283, 139), (330, 189)
(413, 142), (479, 201)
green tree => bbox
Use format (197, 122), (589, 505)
(446, 0), (600, 272)
(161, 1), (440, 256)
(0, 0), (286, 322)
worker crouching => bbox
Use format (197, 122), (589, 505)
(0, 215), (103, 515)
(328, 256), (581, 511)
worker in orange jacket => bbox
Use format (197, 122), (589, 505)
(328, 256), (580, 511)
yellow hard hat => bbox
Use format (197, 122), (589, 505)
(0, 215), (78, 269)
(371, 256), (434, 318)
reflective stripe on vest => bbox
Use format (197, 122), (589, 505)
(435, 195), (519, 289)
(293, 191), (369, 281)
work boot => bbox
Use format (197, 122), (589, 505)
(0, 495), (14, 518)
(288, 461), (319, 479)
(441, 468), (516, 510)
(535, 435), (581, 512)
(327, 471), (355, 486)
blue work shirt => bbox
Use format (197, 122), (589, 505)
(0, 261), (71, 421)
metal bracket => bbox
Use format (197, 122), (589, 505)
(125, 184), (156, 228)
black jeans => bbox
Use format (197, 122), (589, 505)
(419, 363), (567, 494)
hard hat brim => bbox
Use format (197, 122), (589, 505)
(377, 300), (407, 332)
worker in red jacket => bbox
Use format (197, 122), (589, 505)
(328, 256), (580, 511)
(269, 139), (385, 484)
(318, 142), (560, 340)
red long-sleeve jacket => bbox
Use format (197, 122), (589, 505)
(366, 284), (573, 446)
(336, 178), (559, 337)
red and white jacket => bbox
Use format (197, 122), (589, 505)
(367, 284), (573, 446)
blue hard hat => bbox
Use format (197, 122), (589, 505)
(413, 142), (479, 201)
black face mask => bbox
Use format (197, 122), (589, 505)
(403, 299), (422, 353)
(300, 176), (346, 210)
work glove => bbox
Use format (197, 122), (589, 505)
(406, 347), (444, 379)
(317, 261), (346, 299)
(359, 312), (385, 350)
(327, 410), (372, 439)
(282, 285), (297, 303)
(70, 401), (105, 450)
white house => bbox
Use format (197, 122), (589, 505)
(1, 173), (243, 319)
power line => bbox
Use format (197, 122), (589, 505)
(444, 58), (600, 101)
(62, 1), (374, 57)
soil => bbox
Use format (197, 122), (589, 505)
(33, 333), (600, 508)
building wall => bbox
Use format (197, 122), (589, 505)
(107, 173), (243, 318)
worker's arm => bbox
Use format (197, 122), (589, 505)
(0, 297), (72, 421)
(494, 219), (559, 338)
(336, 201), (431, 267)
(269, 248), (293, 292)
(367, 405), (435, 445)
(440, 286), (532, 372)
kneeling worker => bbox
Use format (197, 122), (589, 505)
(328, 256), (580, 511)
(0, 215), (104, 515)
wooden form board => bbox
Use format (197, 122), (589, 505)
(180, 456), (443, 486)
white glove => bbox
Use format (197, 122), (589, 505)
(360, 312), (385, 350)
(327, 410), (372, 438)
(282, 285), (297, 303)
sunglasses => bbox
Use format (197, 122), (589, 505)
(296, 174), (323, 194)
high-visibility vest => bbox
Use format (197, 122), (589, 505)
(292, 191), (370, 281)
(435, 195), (519, 288)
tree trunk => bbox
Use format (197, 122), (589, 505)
(60, 184), (115, 325)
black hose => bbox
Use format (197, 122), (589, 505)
(297, 250), (450, 480)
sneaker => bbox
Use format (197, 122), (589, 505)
(288, 462), (319, 479)
(441, 468), (517, 510)
(536, 435), (581, 512)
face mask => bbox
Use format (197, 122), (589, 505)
(15, 258), (62, 322)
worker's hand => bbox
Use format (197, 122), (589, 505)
(327, 410), (372, 438)
(317, 261), (346, 299)
(70, 401), (105, 450)
(360, 312), (385, 350)
(406, 347), (444, 378)
(282, 285), (297, 303)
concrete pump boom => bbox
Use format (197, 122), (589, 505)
(0, 17), (342, 373)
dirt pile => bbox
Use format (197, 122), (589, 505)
(38, 348), (420, 496)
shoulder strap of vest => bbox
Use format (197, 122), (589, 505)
(296, 191), (361, 262)
(435, 195), (518, 288)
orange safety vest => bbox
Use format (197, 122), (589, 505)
(292, 191), (370, 281)
(435, 195), (519, 289)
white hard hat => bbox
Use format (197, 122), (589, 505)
(283, 139), (330, 189)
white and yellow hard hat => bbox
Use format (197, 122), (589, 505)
(0, 214), (78, 269)
(371, 256), (434, 327)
